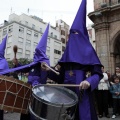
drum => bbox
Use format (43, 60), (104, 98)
(29, 84), (78, 120)
(0, 75), (32, 114)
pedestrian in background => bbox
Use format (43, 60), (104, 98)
(97, 66), (110, 118)
(110, 66), (120, 85)
(106, 70), (113, 108)
(110, 76), (120, 119)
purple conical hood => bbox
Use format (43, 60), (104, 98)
(34, 24), (50, 65)
(70, 0), (86, 34)
(59, 0), (102, 66)
(0, 35), (9, 71)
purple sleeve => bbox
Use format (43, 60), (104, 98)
(86, 65), (103, 91)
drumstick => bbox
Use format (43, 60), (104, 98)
(44, 84), (80, 87)
(44, 64), (60, 75)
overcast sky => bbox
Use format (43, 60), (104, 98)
(0, 0), (94, 27)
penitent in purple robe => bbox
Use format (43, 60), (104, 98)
(28, 23), (50, 86)
(58, 0), (103, 120)
(0, 24), (50, 87)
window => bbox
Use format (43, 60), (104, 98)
(18, 37), (23, 43)
(54, 35), (57, 39)
(34, 33), (38, 37)
(26, 50), (30, 54)
(54, 42), (61, 47)
(54, 49), (61, 55)
(32, 24), (35, 29)
(33, 42), (38, 47)
(61, 38), (65, 43)
(18, 48), (23, 53)
(8, 36), (12, 43)
(6, 47), (11, 54)
(51, 32), (53, 37)
(3, 28), (7, 36)
(27, 30), (32, 36)
(19, 27), (24, 33)
(61, 30), (65, 35)
(26, 40), (31, 46)
(8, 25), (13, 33)
(62, 46), (65, 51)
(40, 28), (42, 32)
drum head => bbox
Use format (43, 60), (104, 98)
(32, 85), (78, 106)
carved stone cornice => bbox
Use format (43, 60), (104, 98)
(92, 22), (109, 31)
(88, 4), (120, 29)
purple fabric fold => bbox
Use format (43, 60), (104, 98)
(0, 35), (9, 71)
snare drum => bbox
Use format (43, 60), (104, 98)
(0, 75), (32, 114)
(29, 84), (78, 120)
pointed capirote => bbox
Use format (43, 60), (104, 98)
(70, 0), (86, 34)
(59, 0), (102, 65)
(34, 23), (50, 65)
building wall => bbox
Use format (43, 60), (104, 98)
(0, 13), (69, 67)
(89, 0), (120, 73)
(94, 0), (120, 10)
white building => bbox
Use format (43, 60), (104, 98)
(0, 13), (69, 66)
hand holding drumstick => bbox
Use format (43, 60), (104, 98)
(41, 62), (60, 75)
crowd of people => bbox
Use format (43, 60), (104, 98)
(94, 66), (120, 119)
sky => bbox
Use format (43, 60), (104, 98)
(0, 0), (94, 27)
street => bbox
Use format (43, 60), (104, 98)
(3, 108), (120, 120)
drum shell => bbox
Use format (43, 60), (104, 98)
(30, 85), (78, 120)
(0, 75), (32, 114)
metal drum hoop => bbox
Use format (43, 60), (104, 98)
(32, 84), (78, 107)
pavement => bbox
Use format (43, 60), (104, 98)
(3, 108), (120, 120)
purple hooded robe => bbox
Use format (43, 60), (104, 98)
(58, 0), (103, 120)
(0, 24), (50, 87)
(27, 23), (50, 86)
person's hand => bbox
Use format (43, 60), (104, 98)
(79, 80), (90, 90)
(12, 58), (18, 66)
(41, 62), (50, 71)
(115, 92), (120, 96)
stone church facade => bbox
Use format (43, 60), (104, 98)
(88, 0), (120, 73)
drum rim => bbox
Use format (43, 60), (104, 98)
(32, 93), (78, 107)
(29, 104), (47, 120)
(32, 84), (78, 107)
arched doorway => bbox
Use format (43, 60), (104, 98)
(114, 34), (120, 67)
